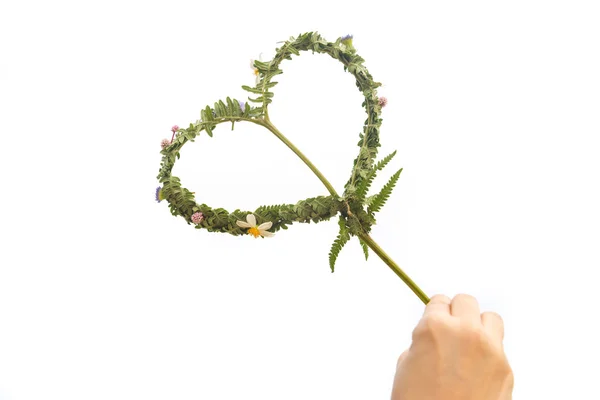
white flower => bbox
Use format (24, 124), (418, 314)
(250, 59), (260, 84)
(236, 214), (274, 238)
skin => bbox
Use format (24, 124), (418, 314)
(391, 294), (514, 400)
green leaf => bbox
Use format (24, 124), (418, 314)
(355, 150), (397, 200)
(231, 97), (242, 117)
(368, 168), (402, 214)
(226, 97), (235, 114)
(328, 217), (350, 272)
(242, 85), (264, 94)
(210, 208), (230, 228)
(358, 238), (369, 261)
(215, 100), (227, 116)
(264, 70), (283, 80)
(203, 106), (213, 121)
(253, 60), (271, 69)
(205, 123), (213, 137)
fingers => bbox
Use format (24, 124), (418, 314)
(481, 311), (505, 345)
(450, 294), (481, 324)
(423, 294), (505, 346)
(423, 294), (451, 316)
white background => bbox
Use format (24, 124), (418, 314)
(1, 1), (599, 399)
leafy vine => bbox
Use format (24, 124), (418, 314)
(156, 32), (429, 304)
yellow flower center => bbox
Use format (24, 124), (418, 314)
(253, 68), (259, 76)
(248, 227), (261, 238)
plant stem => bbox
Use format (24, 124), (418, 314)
(358, 232), (430, 305)
(249, 118), (429, 305)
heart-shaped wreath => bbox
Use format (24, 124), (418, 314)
(156, 32), (429, 304)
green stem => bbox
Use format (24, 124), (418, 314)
(358, 231), (430, 305)
(246, 117), (429, 305)
(255, 118), (339, 198)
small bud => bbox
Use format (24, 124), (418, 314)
(341, 34), (354, 49)
(378, 96), (388, 108)
(171, 125), (179, 133)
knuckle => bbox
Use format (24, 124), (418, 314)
(413, 314), (448, 339)
(493, 355), (514, 388)
(504, 365), (515, 389)
(483, 310), (503, 322)
(457, 320), (487, 344)
(430, 294), (452, 303)
(454, 293), (478, 304)
(395, 350), (409, 368)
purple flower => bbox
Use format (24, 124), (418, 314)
(155, 186), (164, 203)
(191, 212), (204, 224)
(378, 96), (388, 108)
(161, 138), (171, 149)
(238, 100), (245, 111)
(341, 34), (354, 48)
(171, 125), (179, 134)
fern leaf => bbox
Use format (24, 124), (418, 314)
(358, 238), (369, 260)
(355, 150), (397, 200)
(368, 168), (402, 214)
(215, 100), (227, 117)
(242, 85), (264, 94)
(328, 217), (350, 272)
(201, 106), (213, 122)
(226, 97), (235, 115)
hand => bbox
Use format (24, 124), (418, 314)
(391, 294), (514, 400)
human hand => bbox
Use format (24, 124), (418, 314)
(391, 294), (513, 400)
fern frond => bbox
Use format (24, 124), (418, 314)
(368, 168), (402, 214)
(328, 217), (350, 272)
(355, 150), (397, 200)
(242, 85), (264, 94)
(225, 97), (235, 115)
(358, 238), (369, 261)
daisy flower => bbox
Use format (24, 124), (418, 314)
(250, 53), (262, 85)
(236, 214), (274, 238)
(250, 58), (261, 84)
